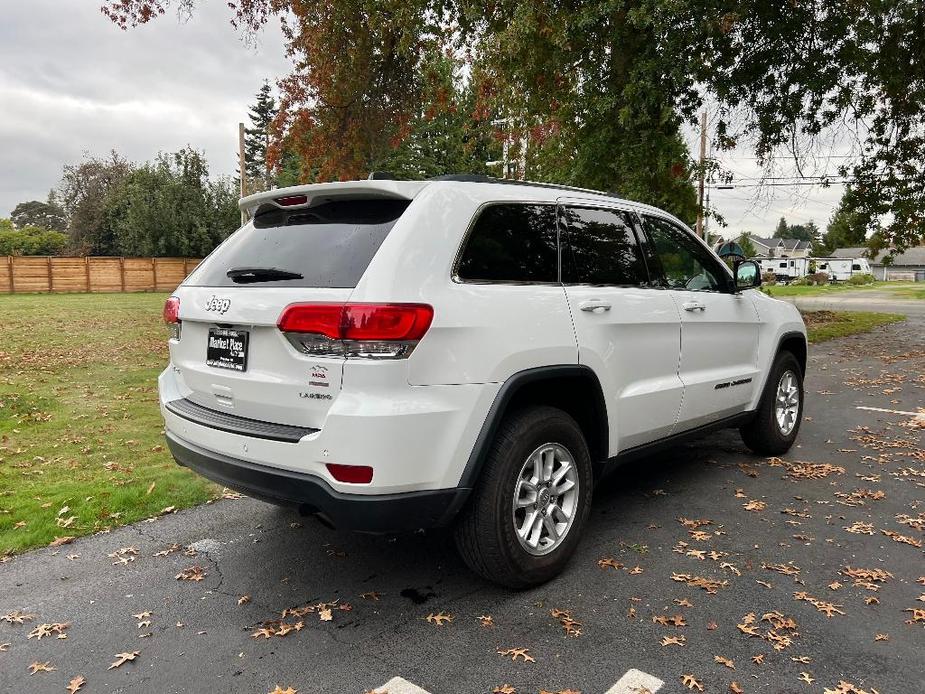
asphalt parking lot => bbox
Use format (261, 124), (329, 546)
(2, 314), (923, 694)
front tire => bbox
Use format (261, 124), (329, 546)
(453, 406), (593, 589)
(740, 351), (804, 455)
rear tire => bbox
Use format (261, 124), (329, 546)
(740, 351), (804, 455)
(453, 406), (593, 589)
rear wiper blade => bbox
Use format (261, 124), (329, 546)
(226, 267), (303, 283)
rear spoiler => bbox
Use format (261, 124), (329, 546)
(238, 180), (430, 217)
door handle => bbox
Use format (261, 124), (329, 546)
(682, 301), (706, 312)
(579, 299), (612, 313)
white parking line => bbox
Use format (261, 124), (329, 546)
(371, 676), (433, 694)
(369, 669), (666, 694)
(856, 405), (924, 417)
(604, 668), (665, 694)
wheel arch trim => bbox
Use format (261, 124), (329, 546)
(750, 330), (807, 411)
(457, 365), (609, 490)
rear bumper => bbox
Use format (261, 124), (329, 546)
(166, 432), (469, 532)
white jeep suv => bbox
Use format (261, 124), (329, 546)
(159, 175), (806, 588)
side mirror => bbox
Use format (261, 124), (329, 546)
(734, 260), (761, 290)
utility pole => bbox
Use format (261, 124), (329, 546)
(695, 109), (707, 239)
(238, 122), (248, 225)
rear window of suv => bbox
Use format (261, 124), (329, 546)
(184, 198), (410, 288)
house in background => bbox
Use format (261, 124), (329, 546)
(832, 246), (925, 281)
(750, 237), (812, 258)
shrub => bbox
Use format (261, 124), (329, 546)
(848, 273), (876, 285)
(761, 271), (777, 285)
(0, 225), (68, 255)
(790, 276), (809, 286)
(808, 271), (831, 286)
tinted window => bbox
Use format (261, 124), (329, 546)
(641, 215), (729, 292)
(457, 204), (558, 282)
(562, 207), (648, 286)
(184, 198), (409, 288)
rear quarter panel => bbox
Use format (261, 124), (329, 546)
(351, 184), (579, 386)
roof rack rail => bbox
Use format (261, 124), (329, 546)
(428, 173), (621, 199)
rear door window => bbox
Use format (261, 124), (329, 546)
(561, 206), (648, 286)
(456, 204), (558, 283)
(184, 198), (410, 288)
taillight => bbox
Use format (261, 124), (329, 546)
(163, 296), (181, 340)
(326, 463), (373, 484)
(277, 303), (433, 359)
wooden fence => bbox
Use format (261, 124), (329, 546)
(0, 256), (202, 294)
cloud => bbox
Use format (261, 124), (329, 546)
(0, 1), (290, 216)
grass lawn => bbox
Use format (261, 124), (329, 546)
(0, 293), (217, 556)
(765, 281), (921, 298)
(889, 286), (925, 300)
(802, 310), (905, 343)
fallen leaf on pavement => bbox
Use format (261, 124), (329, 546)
(1, 610), (35, 624)
(28, 623), (69, 640)
(108, 651), (140, 669)
(29, 661), (55, 675)
(175, 566), (206, 582)
(493, 686), (516, 694)
(66, 675), (86, 693)
(714, 655), (735, 669)
(497, 647), (535, 663)
(426, 611), (453, 626)
(681, 674), (704, 691)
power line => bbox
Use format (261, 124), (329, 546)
(711, 181), (853, 189)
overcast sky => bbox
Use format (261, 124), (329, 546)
(0, 1), (289, 218)
(0, 2), (843, 238)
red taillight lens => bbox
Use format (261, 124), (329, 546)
(163, 296), (180, 324)
(342, 304), (433, 340)
(275, 194), (308, 207)
(326, 463), (373, 484)
(277, 304), (344, 338)
(277, 303), (433, 341)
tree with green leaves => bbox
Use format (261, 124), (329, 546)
(0, 218), (68, 256)
(56, 151), (134, 254)
(818, 196), (868, 256)
(785, 221), (819, 245)
(103, 147), (239, 257)
(773, 217), (789, 239)
(103, 0), (925, 251)
(244, 81), (277, 192)
(737, 232), (757, 258)
(10, 197), (67, 231)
